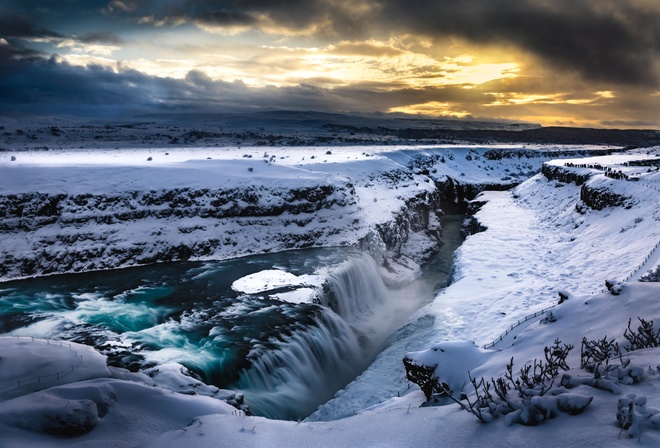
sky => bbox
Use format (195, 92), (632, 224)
(0, 0), (659, 128)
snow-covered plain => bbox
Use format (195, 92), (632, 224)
(1, 143), (659, 447)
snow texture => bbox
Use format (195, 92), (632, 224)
(1, 142), (660, 447)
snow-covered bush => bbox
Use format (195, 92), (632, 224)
(617, 394), (660, 440)
(605, 279), (624, 295)
(443, 339), (584, 425)
(624, 317), (660, 350)
(639, 265), (660, 282)
(580, 336), (621, 376)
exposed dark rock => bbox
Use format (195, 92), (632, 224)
(580, 183), (631, 210)
(402, 356), (442, 401)
(460, 197), (489, 237)
(542, 164), (593, 185)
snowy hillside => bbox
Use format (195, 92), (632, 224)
(1, 143), (659, 447)
(0, 144), (615, 281)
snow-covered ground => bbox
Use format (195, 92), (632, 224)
(1, 144), (659, 446)
(0, 143), (614, 282)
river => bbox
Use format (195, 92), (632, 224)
(0, 215), (465, 420)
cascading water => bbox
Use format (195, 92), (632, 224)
(233, 312), (363, 419)
(232, 253), (396, 419)
(0, 248), (412, 420)
(0, 216), (465, 421)
(318, 253), (388, 323)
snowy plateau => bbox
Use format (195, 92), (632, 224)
(0, 119), (659, 448)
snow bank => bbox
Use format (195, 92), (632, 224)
(231, 269), (321, 295)
(0, 338), (237, 447)
(0, 337), (110, 401)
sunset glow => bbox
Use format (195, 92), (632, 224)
(1, 1), (658, 127)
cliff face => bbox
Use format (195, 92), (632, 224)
(0, 182), (364, 279)
(579, 180), (632, 210)
(541, 162), (633, 211)
(3, 144), (575, 281)
(0, 171), (454, 281)
(0, 184), (354, 231)
(541, 164), (592, 185)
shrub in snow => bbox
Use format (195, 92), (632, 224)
(403, 341), (488, 402)
(539, 311), (556, 324)
(617, 394), (660, 440)
(605, 279), (624, 295)
(557, 290), (571, 304)
(442, 339), (584, 425)
(581, 336), (622, 376)
(566, 320), (660, 395)
(404, 361), (440, 401)
(561, 373), (621, 394)
(640, 266), (660, 282)
(10, 155), (16, 161)
(624, 317), (660, 350)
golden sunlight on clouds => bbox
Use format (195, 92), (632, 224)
(486, 90), (616, 107)
(388, 101), (472, 118)
(116, 39), (520, 92)
(197, 15), (324, 37)
(4, 0), (658, 127)
(120, 58), (202, 78)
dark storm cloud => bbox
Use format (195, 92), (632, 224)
(131, 0), (660, 86)
(76, 31), (123, 45)
(0, 41), (45, 66)
(195, 9), (259, 27)
(0, 14), (64, 39)
(180, 0), (332, 27)
(0, 57), (157, 116)
(0, 12), (121, 50)
(4, 1), (658, 86)
(128, 0), (372, 37)
(378, 0), (660, 87)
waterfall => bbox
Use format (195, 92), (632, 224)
(233, 311), (364, 420)
(232, 252), (393, 420)
(0, 247), (440, 421)
(317, 252), (389, 324)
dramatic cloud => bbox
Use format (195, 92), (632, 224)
(76, 32), (122, 45)
(0, 0), (658, 127)
(379, 0), (660, 87)
(0, 14), (63, 40)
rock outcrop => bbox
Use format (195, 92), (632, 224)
(0, 182), (362, 279)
